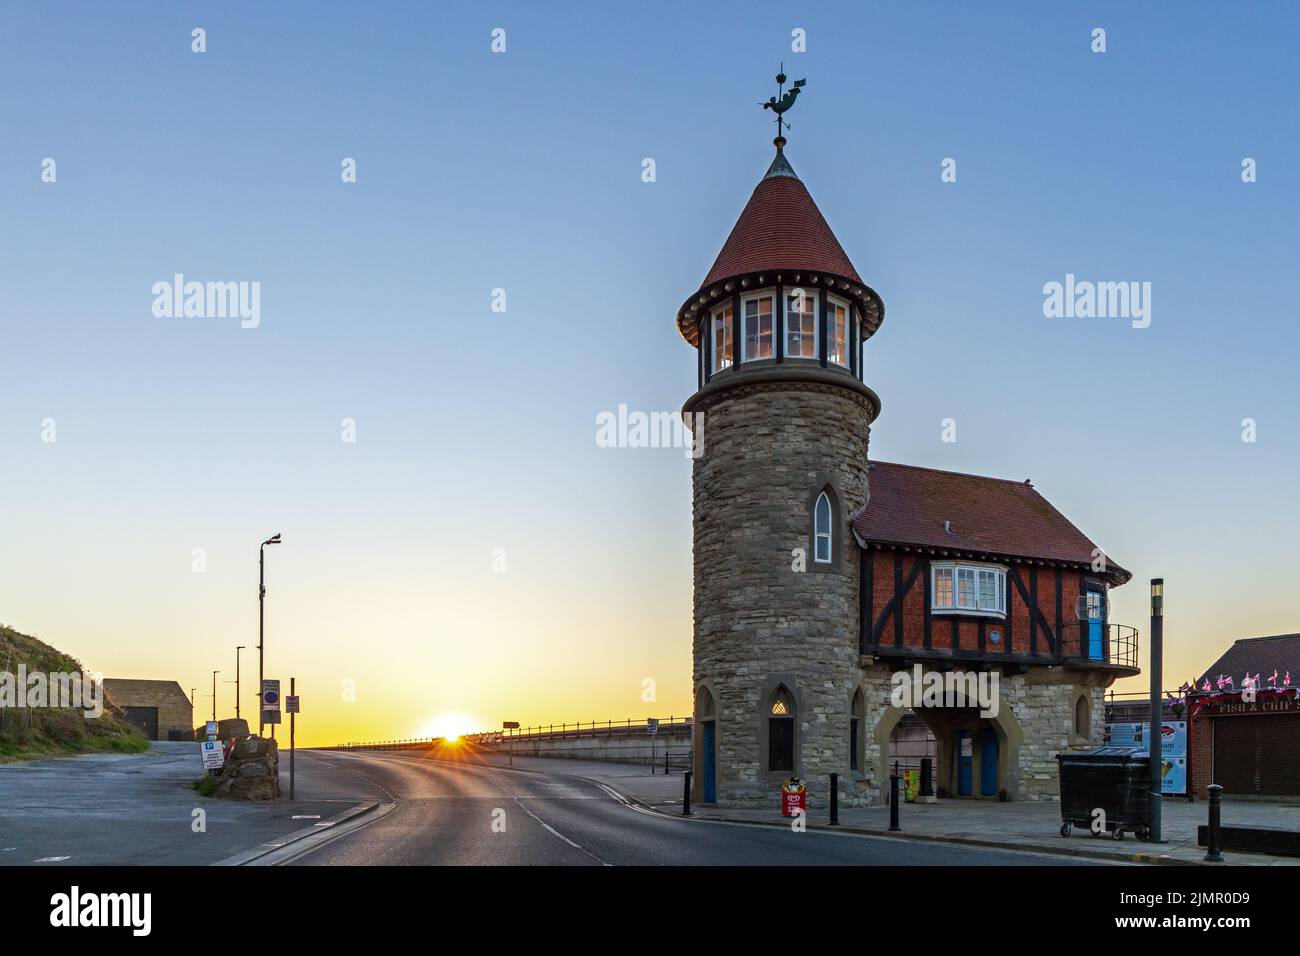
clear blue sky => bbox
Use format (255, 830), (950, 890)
(2, 2), (1297, 740)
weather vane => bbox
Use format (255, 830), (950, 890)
(761, 64), (806, 143)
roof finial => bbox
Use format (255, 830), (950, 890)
(761, 64), (806, 149)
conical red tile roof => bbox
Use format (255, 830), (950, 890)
(676, 147), (882, 347)
(701, 153), (862, 287)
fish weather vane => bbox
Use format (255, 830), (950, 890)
(761, 64), (806, 142)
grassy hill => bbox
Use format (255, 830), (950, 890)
(0, 623), (149, 762)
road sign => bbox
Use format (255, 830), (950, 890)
(261, 679), (281, 710)
(200, 740), (225, 770)
(205, 720), (218, 738)
(647, 718), (660, 736)
(286, 695), (299, 714)
(503, 721), (519, 729)
(261, 709), (281, 725)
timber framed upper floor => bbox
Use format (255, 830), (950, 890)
(854, 462), (1138, 676)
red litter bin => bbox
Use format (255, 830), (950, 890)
(781, 777), (807, 817)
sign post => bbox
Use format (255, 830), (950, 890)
(287, 681), (298, 800)
(261, 679), (281, 736)
(1149, 578), (1164, 843)
(647, 718), (659, 773)
(200, 738), (224, 787)
(503, 721), (519, 765)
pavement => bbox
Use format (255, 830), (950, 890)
(456, 750), (1300, 867)
(0, 741), (365, 866)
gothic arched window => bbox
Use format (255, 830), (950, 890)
(850, 688), (864, 771)
(1074, 694), (1090, 740)
(814, 491), (832, 564)
(768, 686), (795, 772)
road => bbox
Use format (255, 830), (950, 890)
(285, 748), (1113, 866)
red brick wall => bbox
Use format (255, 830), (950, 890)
(1190, 711), (1213, 797)
(868, 549), (1067, 659)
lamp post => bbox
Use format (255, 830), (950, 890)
(1149, 578), (1164, 843)
(258, 534), (282, 737)
(235, 646), (245, 720)
(211, 670), (220, 723)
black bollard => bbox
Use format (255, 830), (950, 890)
(829, 772), (839, 826)
(889, 762), (901, 832)
(1204, 784), (1223, 862)
(919, 757), (934, 800)
(682, 770), (692, 816)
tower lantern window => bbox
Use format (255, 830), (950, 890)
(741, 294), (774, 362)
(711, 304), (734, 372)
(827, 296), (849, 367)
(785, 289), (817, 359)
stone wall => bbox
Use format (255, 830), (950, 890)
(214, 736), (280, 800)
(1006, 670), (1107, 800)
(860, 665), (1108, 804)
(486, 728), (692, 766)
(688, 369), (875, 806)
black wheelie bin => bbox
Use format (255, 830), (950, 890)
(1056, 746), (1152, 841)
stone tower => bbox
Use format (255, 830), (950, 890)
(678, 133), (884, 806)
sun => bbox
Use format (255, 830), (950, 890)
(421, 712), (479, 743)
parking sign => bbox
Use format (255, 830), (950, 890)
(200, 740), (225, 770)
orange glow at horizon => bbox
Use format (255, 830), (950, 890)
(420, 712), (479, 743)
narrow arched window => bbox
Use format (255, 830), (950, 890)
(768, 686), (795, 772)
(850, 688), (864, 771)
(1074, 695), (1090, 740)
(814, 492), (832, 563)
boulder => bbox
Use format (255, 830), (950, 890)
(231, 736), (278, 762)
(218, 717), (250, 739)
(193, 717), (252, 742)
(211, 734), (281, 800)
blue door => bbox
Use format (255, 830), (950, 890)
(1086, 591), (1104, 661)
(956, 732), (973, 796)
(978, 728), (998, 797)
(702, 721), (717, 803)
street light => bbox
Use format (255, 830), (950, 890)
(211, 670), (220, 723)
(258, 534), (282, 738)
(1149, 578), (1164, 843)
(235, 646), (246, 720)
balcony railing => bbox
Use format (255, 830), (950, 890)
(1058, 622), (1139, 670)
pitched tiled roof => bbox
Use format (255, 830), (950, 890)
(851, 461), (1130, 582)
(700, 152), (862, 288)
(1194, 634), (1300, 689)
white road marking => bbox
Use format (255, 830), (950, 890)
(511, 796), (609, 866)
(257, 803), (398, 866)
(34, 856), (70, 862)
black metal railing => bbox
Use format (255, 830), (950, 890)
(1058, 622), (1139, 670)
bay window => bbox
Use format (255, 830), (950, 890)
(932, 562), (1006, 615)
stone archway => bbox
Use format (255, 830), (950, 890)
(871, 671), (1025, 801)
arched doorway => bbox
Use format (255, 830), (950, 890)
(696, 686), (717, 803)
(873, 672), (1023, 800)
